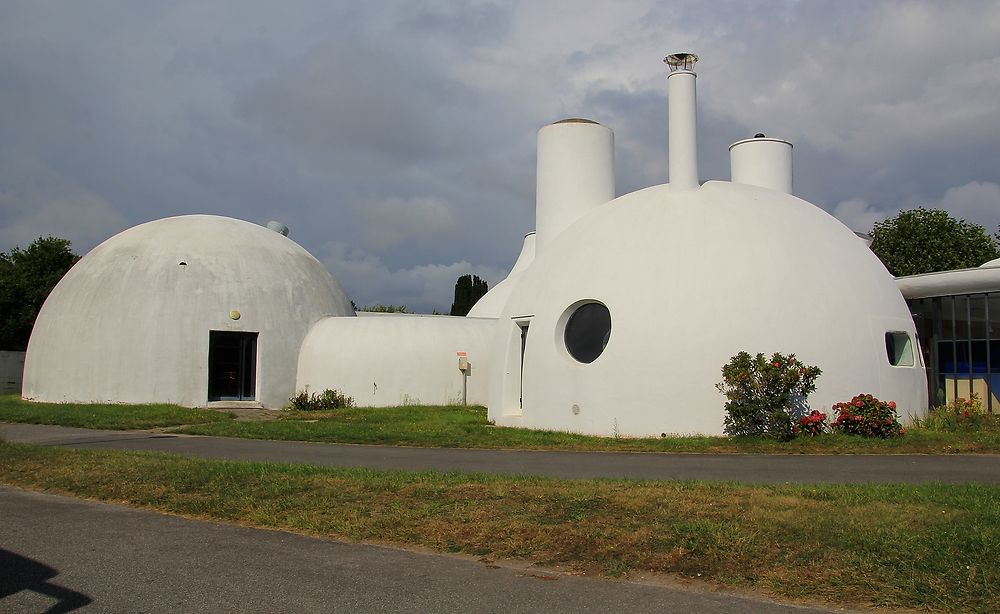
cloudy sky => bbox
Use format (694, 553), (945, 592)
(2, 1), (998, 311)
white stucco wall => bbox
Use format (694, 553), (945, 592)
(0, 351), (25, 395)
(297, 314), (496, 406)
(467, 232), (536, 318)
(488, 181), (927, 436)
(23, 215), (353, 408)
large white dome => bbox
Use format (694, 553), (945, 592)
(23, 215), (354, 408)
(488, 181), (927, 436)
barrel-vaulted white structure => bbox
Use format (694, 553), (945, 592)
(23, 215), (354, 408)
(297, 313), (495, 406)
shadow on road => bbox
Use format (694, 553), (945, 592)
(0, 548), (92, 613)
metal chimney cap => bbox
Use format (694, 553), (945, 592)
(664, 53), (698, 71)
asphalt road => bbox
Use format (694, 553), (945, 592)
(0, 487), (841, 614)
(4, 422), (1000, 483)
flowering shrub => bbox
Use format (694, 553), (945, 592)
(917, 395), (990, 431)
(794, 410), (828, 437)
(830, 394), (904, 438)
(717, 352), (822, 440)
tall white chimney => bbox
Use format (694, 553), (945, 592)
(665, 53), (699, 191)
(535, 119), (615, 253)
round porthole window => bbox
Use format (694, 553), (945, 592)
(564, 302), (611, 363)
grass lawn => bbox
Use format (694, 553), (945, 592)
(177, 404), (1000, 454)
(1, 441), (997, 613)
(0, 395), (234, 429)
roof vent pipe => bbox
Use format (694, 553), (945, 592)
(729, 136), (793, 194)
(265, 220), (289, 236)
(535, 119), (614, 254)
(665, 53), (699, 191)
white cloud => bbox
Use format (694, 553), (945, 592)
(830, 198), (891, 234)
(935, 181), (1000, 231)
(320, 240), (507, 313)
(355, 195), (458, 252)
(0, 158), (127, 253)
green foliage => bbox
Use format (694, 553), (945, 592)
(914, 395), (996, 432)
(830, 394), (904, 438)
(357, 304), (409, 313)
(449, 274), (488, 316)
(0, 396), (233, 429)
(0, 236), (80, 350)
(288, 388), (354, 411)
(717, 352), (822, 440)
(869, 208), (999, 276)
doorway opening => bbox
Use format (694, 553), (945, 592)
(208, 331), (257, 401)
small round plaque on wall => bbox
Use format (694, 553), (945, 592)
(229, 310), (241, 320)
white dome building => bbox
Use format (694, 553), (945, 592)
(23, 215), (354, 408)
(484, 53), (927, 435)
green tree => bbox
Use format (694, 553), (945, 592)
(449, 274), (488, 316)
(0, 237), (80, 350)
(869, 208), (999, 276)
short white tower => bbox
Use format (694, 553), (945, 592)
(535, 119), (615, 253)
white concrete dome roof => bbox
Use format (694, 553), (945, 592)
(489, 181), (927, 436)
(23, 215), (354, 407)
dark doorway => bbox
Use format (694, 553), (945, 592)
(208, 331), (257, 401)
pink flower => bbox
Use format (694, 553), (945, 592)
(888, 401), (896, 410)
(854, 401), (864, 408)
(772, 361), (781, 368)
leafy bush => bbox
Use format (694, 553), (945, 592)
(288, 388), (354, 411)
(717, 352), (822, 440)
(794, 410), (828, 437)
(915, 395), (992, 432)
(830, 394), (904, 438)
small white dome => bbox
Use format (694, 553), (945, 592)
(488, 182), (927, 436)
(23, 215), (354, 407)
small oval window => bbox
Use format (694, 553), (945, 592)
(564, 302), (611, 363)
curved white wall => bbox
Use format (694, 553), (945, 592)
(297, 314), (496, 406)
(468, 232), (536, 318)
(23, 215), (353, 408)
(535, 120), (614, 253)
(730, 137), (793, 194)
(488, 182), (927, 436)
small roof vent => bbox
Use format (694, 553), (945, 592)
(664, 52), (698, 72)
(265, 221), (289, 237)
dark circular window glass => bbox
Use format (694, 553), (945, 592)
(564, 302), (611, 363)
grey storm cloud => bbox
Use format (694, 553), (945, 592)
(1, 0), (999, 312)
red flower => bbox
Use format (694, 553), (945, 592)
(888, 401), (896, 410)
(854, 401), (864, 407)
(772, 361), (781, 368)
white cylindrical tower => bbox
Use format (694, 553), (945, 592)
(535, 119), (614, 253)
(730, 135), (794, 194)
(665, 53), (699, 191)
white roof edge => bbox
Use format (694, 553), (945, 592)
(896, 267), (1000, 299)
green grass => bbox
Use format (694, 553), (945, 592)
(1, 441), (997, 612)
(0, 395), (234, 429)
(5, 397), (1000, 453)
(176, 404), (1000, 454)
